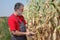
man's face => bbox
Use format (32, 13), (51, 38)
(17, 6), (24, 16)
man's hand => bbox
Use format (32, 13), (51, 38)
(26, 29), (35, 36)
(29, 31), (36, 36)
(25, 31), (31, 36)
(26, 31), (35, 36)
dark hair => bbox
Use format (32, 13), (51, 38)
(14, 2), (24, 11)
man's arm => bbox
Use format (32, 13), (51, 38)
(11, 30), (27, 36)
(11, 24), (30, 36)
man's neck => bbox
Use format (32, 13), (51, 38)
(14, 12), (18, 16)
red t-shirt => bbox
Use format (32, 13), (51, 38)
(8, 14), (27, 31)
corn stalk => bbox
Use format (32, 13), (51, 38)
(23, 0), (60, 40)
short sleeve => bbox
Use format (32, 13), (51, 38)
(8, 18), (16, 31)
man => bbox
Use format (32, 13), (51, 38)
(8, 2), (35, 40)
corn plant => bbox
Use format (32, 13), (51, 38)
(23, 0), (60, 40)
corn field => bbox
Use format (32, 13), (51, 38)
(23, 0), (60, 40)
(0, 0), (60, 40)
(0, 17), (11, 40)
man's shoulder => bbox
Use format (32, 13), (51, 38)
(8, 14), (15, 20)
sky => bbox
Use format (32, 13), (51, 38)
(0, 0), (29, 17)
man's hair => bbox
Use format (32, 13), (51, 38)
(14, 2), (24, 11)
